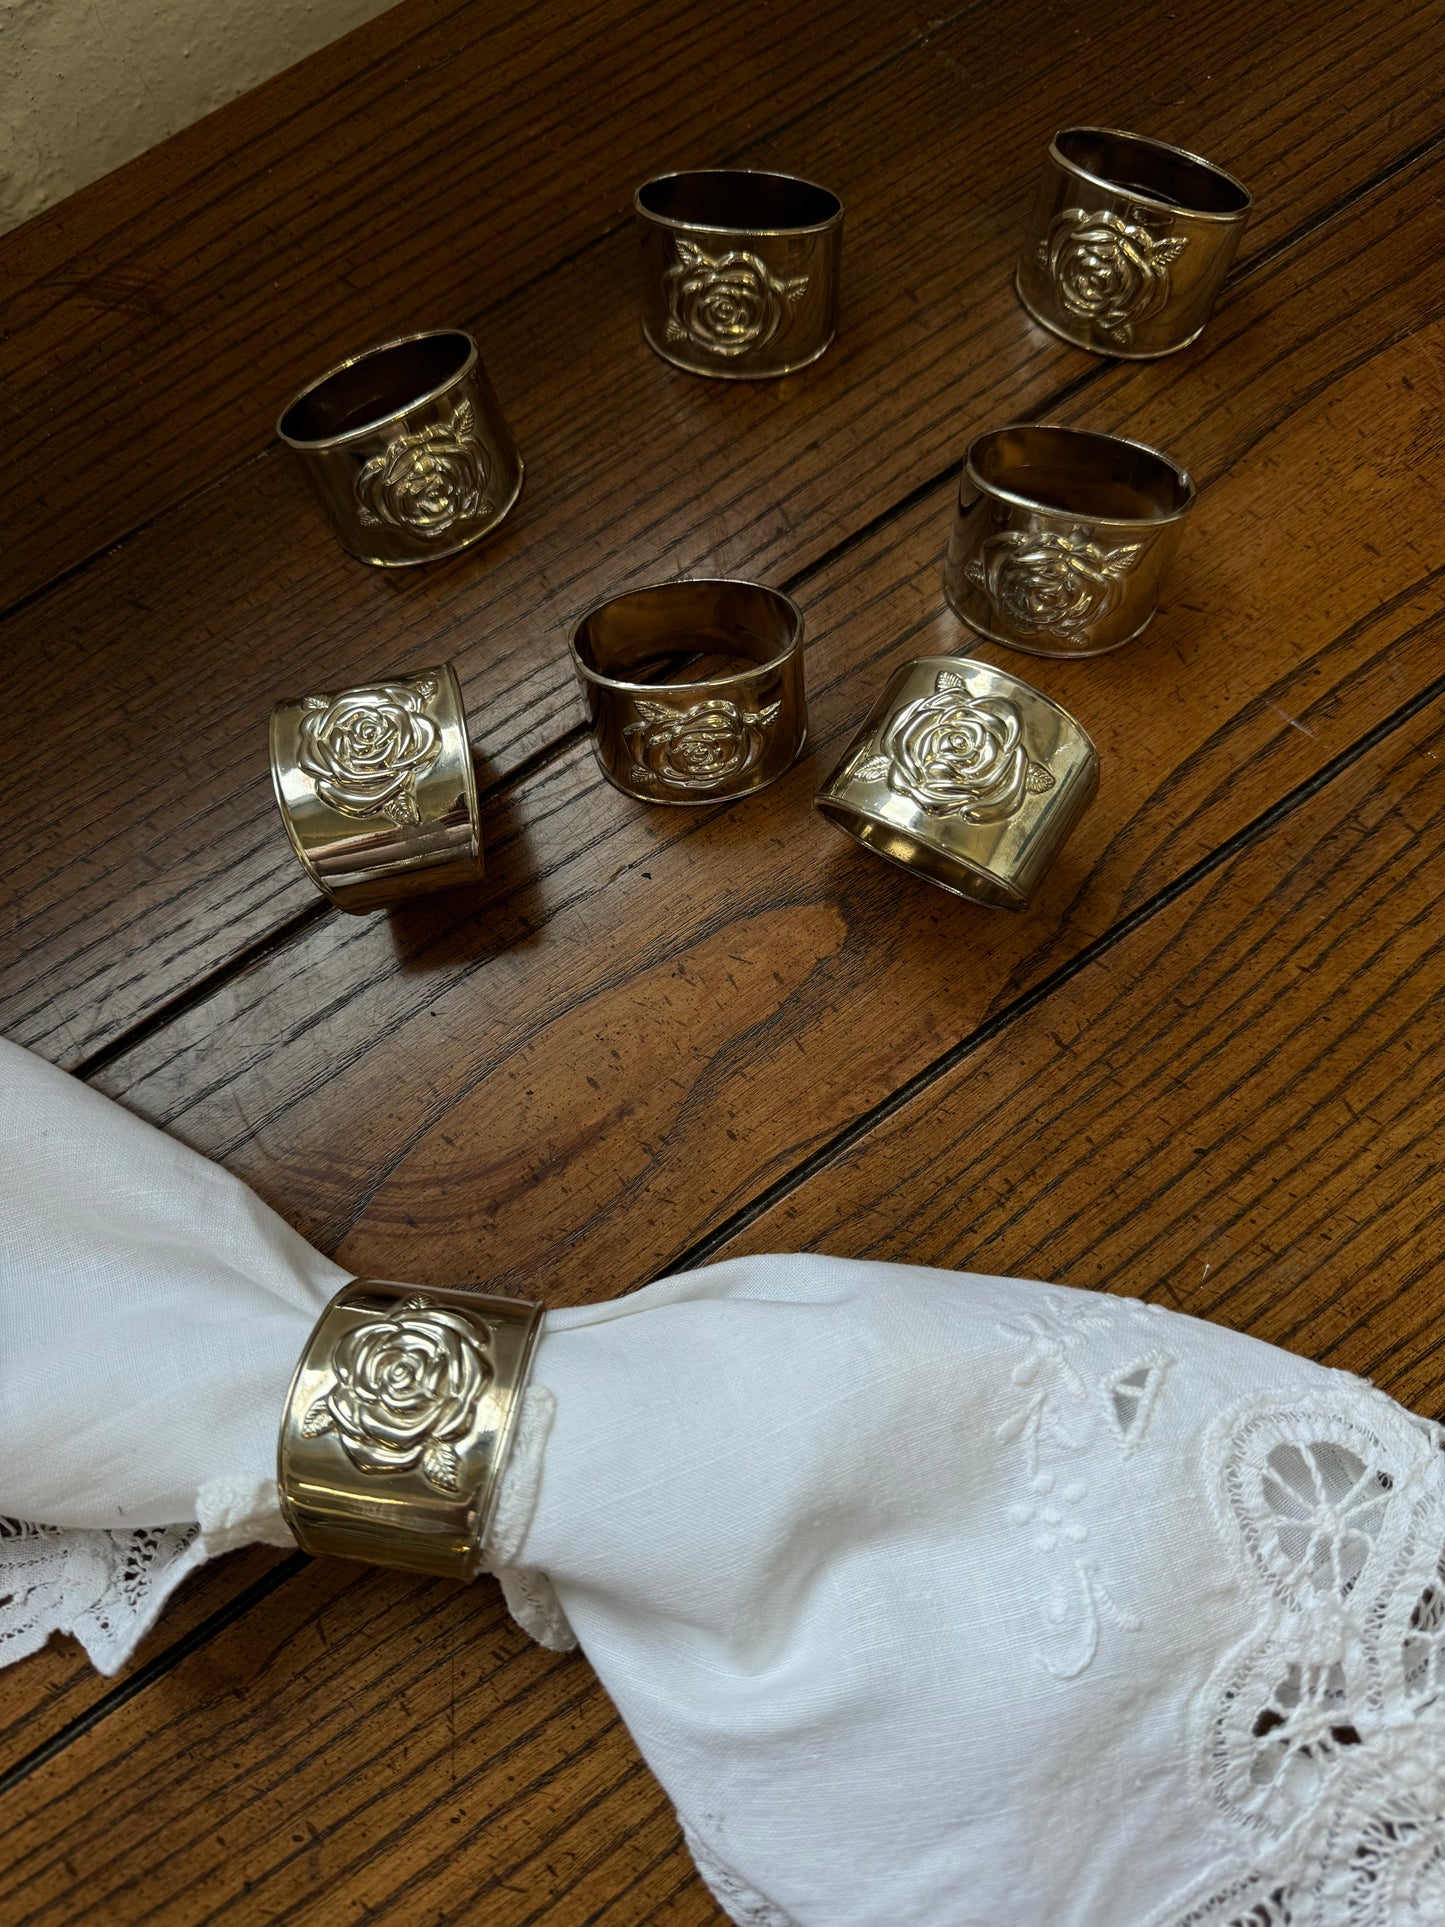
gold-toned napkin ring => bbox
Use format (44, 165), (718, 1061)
(634, 169), (843, 379)
(1015, 127), (1251, 359)
(269, 660), (483, 912)
(278, 1281), (543, 1579)
(944, 423), (1195, 659)
(567, 577), (807, 805)
(815, 655), (1098, 910)
(277, 328), (524, 565)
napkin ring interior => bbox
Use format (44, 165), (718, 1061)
(815, 655), (1098, 910)
(634, 169), (843, 379)
(1015, 126), (1251, 358)
(278, 328), (524, 565)
(568, 577), (807, 804)
(270, 661), (483, 912)
(278, 1281), (543, 1578)
(944, 424), (1195, 659)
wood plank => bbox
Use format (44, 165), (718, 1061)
(6, 0), (1442, 1065)
(87, 145), (1445, 1311)
(0, 0), (926, 606)
(5, 600), (1442, 1926)
(711, 699), (1445, 1411)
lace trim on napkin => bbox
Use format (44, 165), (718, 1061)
(1155, 1389), (1445, 1927)
(0, 1517), (208, 1676)
(681, 1822), (797, 1927)
(481, 1385), (577, 1651)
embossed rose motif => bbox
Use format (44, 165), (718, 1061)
(355, 400), (488, 536)
(301, 1294), (492, 1493)
(626, 695), (781, 791)
(965, 528), (1144, 640)
(1041, 206), (1187, 346)
(298, 677), (442, 825)
(855, 670), (1055, 822)
(664, 240), (808, 357)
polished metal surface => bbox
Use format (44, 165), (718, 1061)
(944, 423), (1195, 658)
(815, 656), (1098, 909)
(634, 170), (843, 379)
(1015, 127), (1251, 358)
(270, 660), (483, 912)
(568, 578), (807, 804)
(278, 1280), (542, 1579)
(277, 329), (524, 565)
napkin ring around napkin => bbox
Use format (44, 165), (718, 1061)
(944, 424), (1195, 658)
(1015, 126), (1251, 358)
(634, 168), (843, 379)
(278, 328), (524, 565)
(278, 1281), (543, 1578)
(270, 661), (483, 912)
(568, 577), (807, 804)
(815, 656), (1098, 910)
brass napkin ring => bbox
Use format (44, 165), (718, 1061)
(278, 1281), (543, 1579)
(1015, 127), (1251, 358)
(944, 423), (1195, 659)
(815, 655), (1098, 910)
(634, 169), (843, 379)
(568, 577), (807, 804)
(278, 328), (524, 565)
(270, 660), (483, 912)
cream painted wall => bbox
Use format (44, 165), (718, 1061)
(0, 0), (399, 234)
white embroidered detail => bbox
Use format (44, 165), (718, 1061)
(1155, 1388), (1445, 1927)
(682, 1821), (797, 1927)
(1106, 1349), (1175, 1455)
(1042, 1556), (1143, 1681)
(997, 1302), (1112, 1475)
(0, 1516), (207, 1675)
(998, 1296), (1139, 1675)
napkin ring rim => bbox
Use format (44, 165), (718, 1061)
(277, 1280), (543, 1580)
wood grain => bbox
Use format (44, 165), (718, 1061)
(89, 146), (1445, 1307)
(712, 697), (1445, 1412)
(6, 455), (1443, 1927)
(4, 0), (1442, 1066)
(0, 0), (927, 607)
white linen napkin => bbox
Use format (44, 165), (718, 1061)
(2, 1036), (1441, 1926)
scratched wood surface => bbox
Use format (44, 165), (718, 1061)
(5, 0), (1444, 1065)
(1, 0), (1443, 1920)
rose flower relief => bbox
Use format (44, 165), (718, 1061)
(300, 1295), (494, 1495)
(855, 670), (1056, 823)
(625, 694), (782, 791)
(297, 678), (443, 826)
(664, 239), (809, 357)
(966, 527), (1144, 640)
(1041, 203), (1188, 347)
(354, 399), (490, 537)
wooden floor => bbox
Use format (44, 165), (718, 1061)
(3, 0), (1444, 1918)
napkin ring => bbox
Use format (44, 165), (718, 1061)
(278, 328), (524, 565)
(634, 169), (843, 379)
(815, 655), (1098, 910)
(278, 1281), (543, 1579)
(270, 661), (483, 912)
(1015, 126), (1251, 358)
(568, 578), (807, 804)
(944, 424), (1195, 658)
